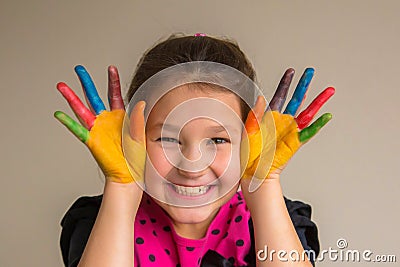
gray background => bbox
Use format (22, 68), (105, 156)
(1, 0), (399, 266)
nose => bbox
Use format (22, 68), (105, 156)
(180, 142), (202, 162)
(175, 141), (215, 176)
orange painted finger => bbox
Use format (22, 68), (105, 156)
(129, 101), (146, 145)
(244, 95), (267, 136)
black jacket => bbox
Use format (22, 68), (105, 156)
(60, 194), (320, 267)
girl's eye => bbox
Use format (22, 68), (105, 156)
(156, 137), (229, 145)
(207, 138), (230, 145)
(157, 137), (180, 144)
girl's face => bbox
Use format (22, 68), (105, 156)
(144, 85), (244, 228)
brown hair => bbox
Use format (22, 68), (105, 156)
(126, 33), (257, 120)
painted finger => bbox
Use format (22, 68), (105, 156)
(74, 65), (106, 115)
(129, 101), (146, 145)
(296, 87), (335, 130)
(243, 95), (267, 137)
(108, 65), (125, 111)
(283, 68), (314, 116)
(56, 82), (96, 129)
(268, 68), (294, 112)
(54, 111), (90, 143)
(299, 113), (332, 143)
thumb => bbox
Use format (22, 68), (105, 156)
(243, 95), (266, 139)
(129, 101), (146, 145)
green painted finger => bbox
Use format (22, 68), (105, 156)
(54, 111), (90, 143)
(299, 113), (332, 143)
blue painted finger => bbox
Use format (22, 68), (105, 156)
(283, 68), (314, 116)
(74, 65), (106, 115)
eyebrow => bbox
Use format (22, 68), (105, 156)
(153, 123), (180, 132)
(153, 123), (240, 134)
(208, 125), (233, 133)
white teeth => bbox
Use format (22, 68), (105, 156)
(173, 184), (210, 196)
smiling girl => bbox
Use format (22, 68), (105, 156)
(57, 33), (334, 267)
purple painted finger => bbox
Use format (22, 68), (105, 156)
(268, 68), (295, 112)
(108, 65), (125, 111)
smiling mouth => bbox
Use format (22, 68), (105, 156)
(169, 183), (212, 197)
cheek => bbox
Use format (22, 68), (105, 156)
(146, 143), (172, 176)
(211, 151), (230, 176)
(211, 145), (240, 177)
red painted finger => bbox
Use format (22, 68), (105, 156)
(295, 87), (335, 130)
(108, 65), (125, 111)
(56, 82), (96, 129)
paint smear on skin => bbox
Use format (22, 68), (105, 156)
(86, 109), (146, 183)
(266, 111), (301, 173)
(242, 109), (333, 180)
(55, 108), (145, 183)
(242, 111), (301, 180)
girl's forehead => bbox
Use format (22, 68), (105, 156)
(145, 85), (243, 130)
(152, 85), (241, 111)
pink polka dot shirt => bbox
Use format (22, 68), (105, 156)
(134, 191), (252, 266)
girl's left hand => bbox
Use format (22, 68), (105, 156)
(240, 68), (335, 192)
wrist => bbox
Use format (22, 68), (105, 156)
(242, 177), (284, 215)
(102, 180), (143, 219)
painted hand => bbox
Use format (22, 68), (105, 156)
(241, 68), (335, 191)
(54, 65), (146, 183)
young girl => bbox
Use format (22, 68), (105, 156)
(57, 33), (334, 267)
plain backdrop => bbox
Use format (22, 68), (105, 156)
(1, 1), (399, 266)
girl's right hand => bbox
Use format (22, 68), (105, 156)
(54, 65), (146, 184)
(241, 68), (335, 192)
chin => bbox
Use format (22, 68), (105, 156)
(162, 203), (219, 224)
